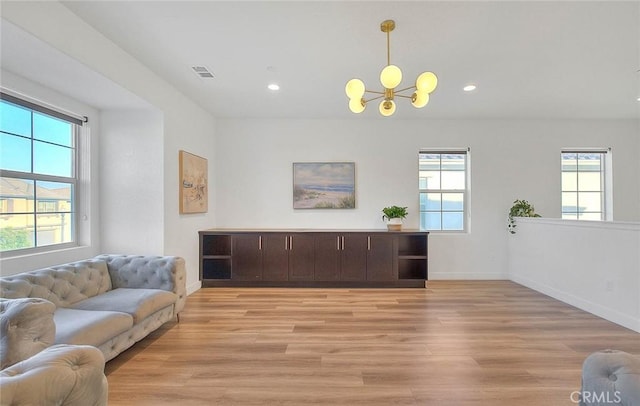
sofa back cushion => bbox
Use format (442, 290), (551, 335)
(96, 255), (178, 291)
(0, 259), (112, 307)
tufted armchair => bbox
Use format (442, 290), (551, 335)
(580, 349), (640, 406)
(0, 298), (56, 369)
(0, 298), (108, 406)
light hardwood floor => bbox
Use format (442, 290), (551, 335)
(105, 281), (640, 405)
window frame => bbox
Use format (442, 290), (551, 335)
(560, 149), (611, 221)
(0, 93), (82, 255)
(418, 149), (470, 233)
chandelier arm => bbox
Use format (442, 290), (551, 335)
(394, 86), (416, 94)
(365, 89), (386, 95)
(364, 94), (386, 103)
(395, 94), (414, 99)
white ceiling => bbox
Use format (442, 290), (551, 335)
(5, 1), (640, 119)
(0, 20), (151, 111)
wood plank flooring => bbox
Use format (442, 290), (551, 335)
(104, 281), (640, 405)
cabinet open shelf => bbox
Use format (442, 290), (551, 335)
(202, 258), (231, 279)
(397, 234), (428, 257)
(398, 258), (427, 279)
(200, 234), (233, 280)
(202, 234), (231, 256)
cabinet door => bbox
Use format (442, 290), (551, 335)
(366, 234), (395, 281)
(341, 234), (367, 281)
(288, 234), (315, 281)
(231, 234), (262, 281)
(262, 233), (289, 281)
(314, 234), (340, 281)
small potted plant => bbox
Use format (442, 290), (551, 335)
(382, 206), (408, 231)
(508, 199), (541, 234)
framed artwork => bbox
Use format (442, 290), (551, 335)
(179, 150), (208, 214)
(293, 162), (356, 209)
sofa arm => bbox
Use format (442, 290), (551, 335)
(95, 254), (186, 316)
(0, 344), (108, 406)
(581, 349), (640, 406)
(0, 298), (56, 369)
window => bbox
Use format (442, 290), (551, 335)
(561, 151), (608, 220)
(0, 93), (82, 253)
(419, 150), (468, 231)
(37, 201), (58, 213)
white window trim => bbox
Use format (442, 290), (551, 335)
(419, 148), (470, 233)
(0, 93), (85, 256)
(560, 147), (612, 221)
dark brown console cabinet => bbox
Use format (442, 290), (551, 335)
(199, 229), (428, 288)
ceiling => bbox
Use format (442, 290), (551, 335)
(1, 20), (152, 111)
(4, 1), (640, 119)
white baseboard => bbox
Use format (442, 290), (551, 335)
(510, 274), (640, 333)
(186, 280), (202, 296)
(429, 272), (508, 280)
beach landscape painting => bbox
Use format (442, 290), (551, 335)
(293, 162), (356, 209)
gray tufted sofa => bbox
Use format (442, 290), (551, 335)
(0, 254), (186, 362)
(580, 349), (640, 406)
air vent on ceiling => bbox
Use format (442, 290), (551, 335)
(191, 66), (215, 79)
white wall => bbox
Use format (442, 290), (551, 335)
(215, 118), (639, 279)
(99, 110), (164, 255)
(163, 109), (217, 294)
(508, 218), (640, 333)
(2, 2), (217, 293)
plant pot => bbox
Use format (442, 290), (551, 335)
(387, 218), (403, 231)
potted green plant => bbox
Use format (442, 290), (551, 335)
(508, 199), (541, 234)
(382, 206), (408, 231)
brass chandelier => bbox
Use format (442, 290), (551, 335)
(345, 19), (438, 117)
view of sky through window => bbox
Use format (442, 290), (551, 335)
(0, 99), (76, 252)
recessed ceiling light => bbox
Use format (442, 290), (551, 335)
(637, 96), (640, 102)
(268, 83), (280, 91)
(463, 84), (477, 92)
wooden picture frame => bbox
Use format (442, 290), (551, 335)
(179, 150), (208, 214)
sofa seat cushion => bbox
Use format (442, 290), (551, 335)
(70, 288), (177, 324)
(54, 308), (132, 347)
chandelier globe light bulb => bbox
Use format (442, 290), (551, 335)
(411, 91), (430, 108)
(349, 97), (366, 113)
(345, 79), (366, 99)
(380, 65), (402, 89)
(416, 72), (438, 94)
(379, 99), (396, 116)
